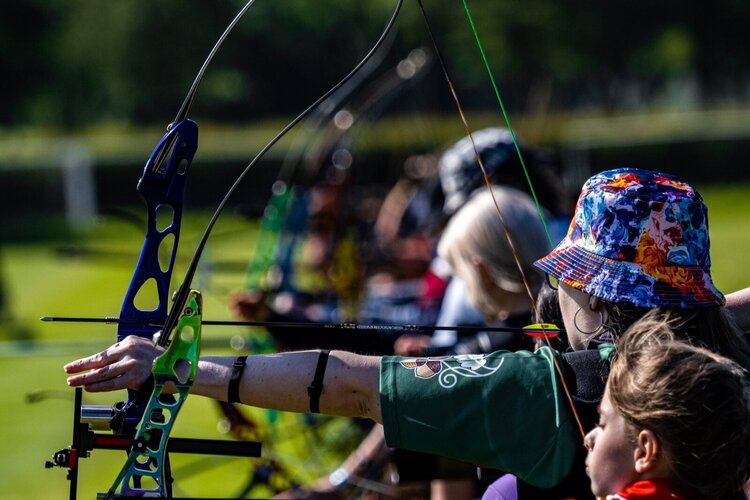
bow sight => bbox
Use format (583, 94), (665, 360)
(46, 288), (262, 500)
(46, 388), (262, 500)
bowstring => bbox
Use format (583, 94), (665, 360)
(415, 0), (585, 439)
(460, 0), (555, 249)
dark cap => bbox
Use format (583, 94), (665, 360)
(439, 127), (521, 216)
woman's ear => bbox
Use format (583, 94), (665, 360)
(588, 295), (601, 312)
(588, 296), (610, 328)
(634, 429), (663, 474)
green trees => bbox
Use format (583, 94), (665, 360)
(4, 0), (750, 128)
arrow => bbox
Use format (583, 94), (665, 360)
(41, 316), (559, 337)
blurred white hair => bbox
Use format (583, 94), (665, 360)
(437, 186), (550, 316)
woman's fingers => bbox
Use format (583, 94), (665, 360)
(66, 356), (132, 389)
(64, 344), (119, 373)
(64, 336), (162, 391)
(71, 360), (148, 392)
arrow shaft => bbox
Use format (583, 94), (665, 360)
(41, 315), (558, 335)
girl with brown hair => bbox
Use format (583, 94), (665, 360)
(585, 312), (750, 499)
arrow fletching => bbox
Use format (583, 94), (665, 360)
(522, 323), (560, 338)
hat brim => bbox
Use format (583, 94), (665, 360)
(535, 244), (725, 308)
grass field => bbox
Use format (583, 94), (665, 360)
(0, 181), (748, 498)
(694, 182), (750, 293)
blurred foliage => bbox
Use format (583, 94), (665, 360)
(4, 0), (750, 129)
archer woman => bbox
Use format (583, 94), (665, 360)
(65, 167), (750, 498)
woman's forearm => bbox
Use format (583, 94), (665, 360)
(194, 350), (383, 423)
(65, 336), (383, 423)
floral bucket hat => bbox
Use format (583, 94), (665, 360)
(534, 167), (724, 308)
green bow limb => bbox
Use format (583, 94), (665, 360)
(102, 290), (203, 499)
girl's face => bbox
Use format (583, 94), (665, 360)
(584, 386), (639, 497)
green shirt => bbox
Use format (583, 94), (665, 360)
(379, 347), (579, 488)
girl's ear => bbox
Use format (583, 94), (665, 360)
(634, 429), (663, 474)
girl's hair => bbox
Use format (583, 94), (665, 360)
(599, 301), (750, 369)
(437, 185), (549, 317)
(608, 311), (750, 499)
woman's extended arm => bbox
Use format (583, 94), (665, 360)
(64, 336), (383, 422)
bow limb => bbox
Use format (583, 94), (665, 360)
(243, 46), (433, 308)
(105, 291), (203, 499)
(118, 0), (260, 346)
(243, 34), (401, 294)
